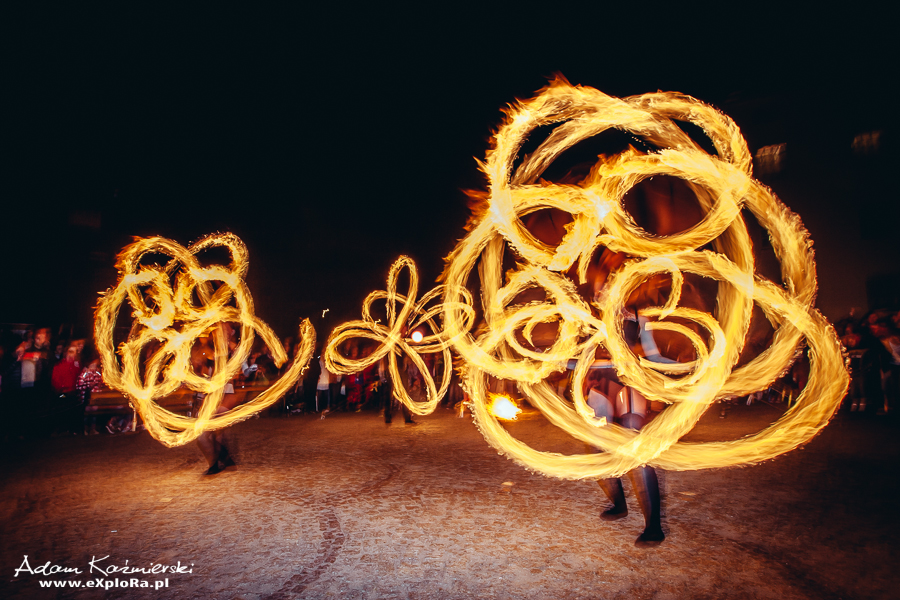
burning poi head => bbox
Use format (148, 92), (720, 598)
(439, 79), (849, 479)
(95, 233), (314, 447)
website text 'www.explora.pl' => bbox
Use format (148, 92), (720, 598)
(39, 578), (171, 590)
(14, 554), (192, 591)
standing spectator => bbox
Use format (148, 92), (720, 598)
(316, 355), (332, 413)
(842, 324), (870, 412)
(17, 327), (52, 392)
(51, 344), (81, 395)
(7, 328), (53, 436)
(77, 356), (106, 434)
(344, 345), (364, 411)
(870, 319), (900, 415)
(50, 344), (83, 434)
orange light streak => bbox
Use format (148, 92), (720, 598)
(437, 79), (848, 478)
(324, 256), (474, 416)
(95, 234), (313, 447)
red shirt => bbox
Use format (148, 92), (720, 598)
(51, 360), (81, 394)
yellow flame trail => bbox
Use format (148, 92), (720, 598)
(95, 233), (314, 447)
(324, 256), (474, 415)
(436, 80), (849, 479)
(96, 81), (849, 474)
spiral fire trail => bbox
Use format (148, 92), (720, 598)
(324, 256), (474, 416)
(96, 81), (848, 472)
(437, 79), (848, 478)
(95, 233), (314, 447)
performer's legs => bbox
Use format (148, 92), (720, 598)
(616, 387), (666, 547)
(197, 431), (222, 474)
(329, 383), (340, 410)
(617, 407), (665, 547)
(385, 396), (414, 423)
(382, 379), (394, 423)
(214, 429), (235, 466)
(200, 432), (235, 475)
(198, 399), (238, 475)
(402, 403), (415, 424)
(628, 465), (665, 546)
(597, 478), (628, 520)
(316, 388), (329, 412)
(588, 385), (627, 518)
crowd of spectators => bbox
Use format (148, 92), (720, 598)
(836, 309), (900, 415)
(0, 326), (107, 439)
(0, 323), (463, 441)
(1, 308), (894, 442)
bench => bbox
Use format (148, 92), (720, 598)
(86, 389), (195, 417)
(86, 384), (273, 418)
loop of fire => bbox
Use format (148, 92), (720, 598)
(324, 255), (475, 416)
(95, 233), (314, 447)
(440, 80), (848, 479)
(96, 80), (848, 474)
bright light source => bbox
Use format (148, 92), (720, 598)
(411, 330), (424, 343)
(488, 394), (522, 421)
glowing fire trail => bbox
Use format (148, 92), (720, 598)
(324, 256), (474, 416)
(437, 79), (848, 479)
(95, 233), (313, 447)
(95, 81), (848, 474)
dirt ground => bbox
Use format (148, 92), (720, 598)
(1, 402), (898, 599)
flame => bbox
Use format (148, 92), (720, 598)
(94, 233), (314, 447)
(488, 394), (522, 421)
(437, 80), (848, 479)
(96, 81), (849, 477)
(324, 256), (474, 416)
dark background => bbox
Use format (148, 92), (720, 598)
(2, 5), (896, 339)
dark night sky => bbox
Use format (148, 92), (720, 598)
(2, 6), (896, 338)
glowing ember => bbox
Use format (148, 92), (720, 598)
(94, 233), (314, 447)
(438, 79), (849, 479)
(488, 394), (522, 421)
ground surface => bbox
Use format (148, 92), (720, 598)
(1, 403), (898, 599)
